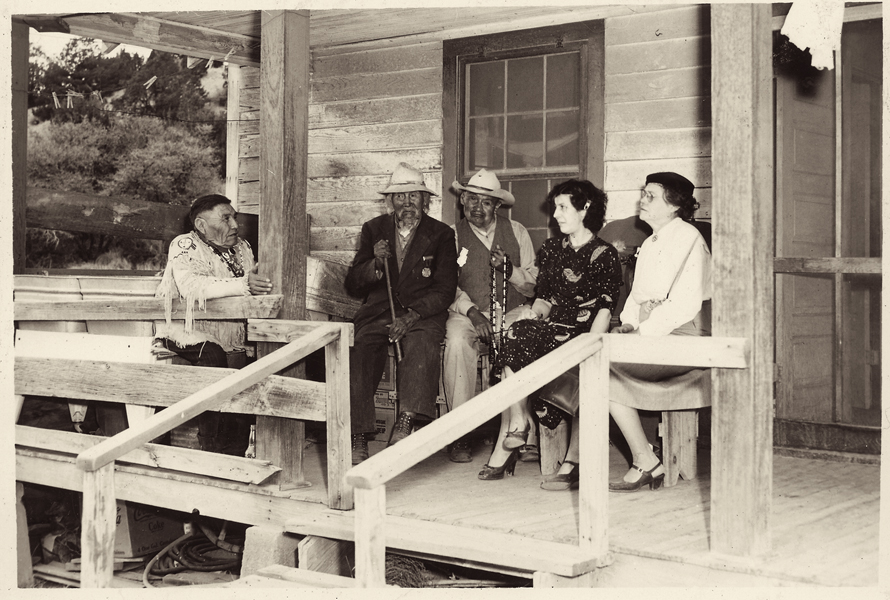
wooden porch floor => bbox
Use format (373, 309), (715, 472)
(288, 439), (880, 587)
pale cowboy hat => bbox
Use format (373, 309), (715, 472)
(451, 169), (515, 207)
(380, 163), (438, 196)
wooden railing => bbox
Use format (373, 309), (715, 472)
(345, 333), (748, 586)
(14, 291), (354, 588)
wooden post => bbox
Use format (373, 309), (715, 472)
(257, 9), (311, 490)
(354, 486), (387, 587)
(225, 64), (242, 207)
(710, 4), (773, 557)
(16, 482), (34, 587)
(325, 324), (354, 510)
(577, 335), (609, 560)
(79, 463), (116, 588)
(12, 21), (28, 273)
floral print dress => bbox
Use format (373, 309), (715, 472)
(498, 235), (621, 372)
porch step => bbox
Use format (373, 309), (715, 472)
(284, 511), (604, 577)
(225, 565), (358, 588)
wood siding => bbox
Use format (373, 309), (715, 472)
(236, 43), (444, 266)
(234, 7), (715, 263)
(602, 5), (712, 221)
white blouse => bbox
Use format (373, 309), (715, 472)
(619, 217), (711, 336)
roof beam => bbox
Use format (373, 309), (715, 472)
(55, 13), (261, 66)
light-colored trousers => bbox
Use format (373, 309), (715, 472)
(442, 305), (528, 411)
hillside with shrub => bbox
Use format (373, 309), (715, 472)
(27, 37), (228, 271)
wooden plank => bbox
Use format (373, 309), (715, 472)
(772, 257), (881, 274)
(297, 537), (353, 577)
(309, 94), (442, 129)
(346, 335), (603, 490)
(308, 226), (360, 253)
(62, 13), (261, 66)
(710, 3), (774, 557)
(304, 257), (360, 322)
(310, 251), (356, 267)
(79, 463), (116, 588)
(74, 324), (341, 472)
(353, 486), (387, 588)
(311, 67), (441, 104)
(15, 357), (327, 420)
(605, 36), (711, 75)
(307, 200), (389, 227)
(606, 189), (712, 222)
(14, 295), (282, 321)
(15, 425), (281, 484)
(577, 336), (610, 560)
(26, 187), (190, 240)
(325, 324), (353, 510)
(606, 66), (711, 104)
(309, 121), (442, 155)
(606, 157), (712, 191)
(605, 96), (711, 132)
(226, 64), (243, 205)
(312, 41), (442, 78)
(285, 511), (602, 577)
(257, 564), (357, 587)
(308, 172), (443, 203)
(12, 21), (27, 273)
(605, 5), (711, 46)
(307, 148), (442, 179)
(608, 335), (748, 369)
(605, 128), (711, 161)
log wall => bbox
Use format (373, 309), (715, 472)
(602, 5), (712, 220)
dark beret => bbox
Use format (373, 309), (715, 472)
(645, 172), (695, 197)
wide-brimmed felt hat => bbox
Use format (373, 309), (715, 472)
(451, 169), (515, 206)
(380, 163), (438, 196)
(645, 172), (695, 198)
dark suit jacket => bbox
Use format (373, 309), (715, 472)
(346, 212), (458, 332)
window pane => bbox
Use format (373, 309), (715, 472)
(547, 53), (580, 110)
(468, 62), (504, 116)
(507, 56), (543, 112)
(509, 178), (551, 253)
(506, 114), (543, 168)
(842, 273), (881, 426)
(468, 116), (504, 170)
(546, 110), (579, 167)
(841, 20), (882, 258)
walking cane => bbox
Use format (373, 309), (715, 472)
(383, 257), (404, 362)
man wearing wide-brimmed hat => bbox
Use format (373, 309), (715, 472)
(443, 169), (538, 463)
(345, 163), (458, 464)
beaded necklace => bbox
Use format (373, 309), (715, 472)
(197, 232), (244, 277)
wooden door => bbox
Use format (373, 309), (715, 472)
(774, 20), (882, 451)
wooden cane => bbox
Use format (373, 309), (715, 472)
(382, 256), (404, 362)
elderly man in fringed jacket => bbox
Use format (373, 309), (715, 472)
(155, 193), (273, 454)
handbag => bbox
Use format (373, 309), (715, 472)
(536, 368), (580, 426)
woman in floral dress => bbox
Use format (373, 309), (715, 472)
(478, 179), (621, 486)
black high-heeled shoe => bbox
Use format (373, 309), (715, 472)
(502, 424), (531, 450)
(609, 461), (665, 493)
(541, 460), (579, 491)
(478, 448), (520, 480)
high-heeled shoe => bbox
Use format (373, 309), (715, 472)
(478, 448), (520, 480)
(541, 460), (579, 491)
(502, 424), (531, 450)
(609, 461), (665, 493)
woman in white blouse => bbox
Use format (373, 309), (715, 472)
(609, 172), (711, 492)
